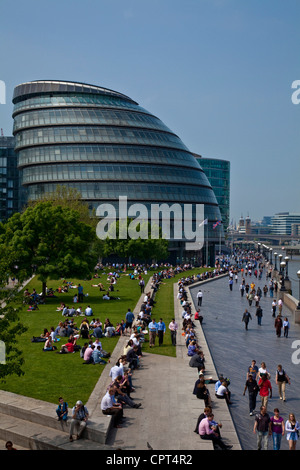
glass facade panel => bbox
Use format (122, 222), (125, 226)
(194, 155), (230, 231)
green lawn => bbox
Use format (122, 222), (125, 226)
(140, 267), (213, 357)
(0, 266), (212, 405)
(0, 269), (151, 405)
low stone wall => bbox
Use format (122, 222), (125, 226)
(281, 291), (300, 324)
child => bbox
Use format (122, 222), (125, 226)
(56, 397), (68, 421)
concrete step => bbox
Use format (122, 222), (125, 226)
(0, 411), (114, 450)
(0, 390), (113, 445)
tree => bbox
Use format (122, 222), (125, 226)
(0, 286), (27, 381)
(27, 185), (96, 227)
(0, 201), (99, 296)
(101, 219), (169, 263)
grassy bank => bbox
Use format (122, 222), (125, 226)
(0, 269), (150, 405)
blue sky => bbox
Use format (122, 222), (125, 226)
(0, 0), (299, 223)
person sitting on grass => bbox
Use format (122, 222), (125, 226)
(91, 321), (103, 339)
(58, 340), (75, 354)
(82, 344), (94, 364)
(92, 345), (107, 365)
(56, 302), (65, 312)
(43, 336), (57, 351)
(80, 318), (90, 339)
(92, 338), (102, 350)
(41, 328), (50, 339)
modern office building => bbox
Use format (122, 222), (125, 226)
(0, 136), (19, 221)
(12, 80), (223, 263)
(193, 154), (230, 231)
(271, 212), (300, 235)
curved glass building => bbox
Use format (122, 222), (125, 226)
(12, 80), (223, 263)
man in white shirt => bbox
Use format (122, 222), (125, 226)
(109, 360), (124, 381)
(197, 290), (203, 307)
(101, 389), (123, 428)
(216, 382), (232, 405)
(85, 305), (93, 316)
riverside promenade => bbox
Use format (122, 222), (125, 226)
(105, 274), (241, 451)
(0, 273), (240, 451)
(190, 272), (300, 451)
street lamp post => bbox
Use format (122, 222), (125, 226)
(278, 254), (283, 275)
(284, 256), (290, 280)
(274, 252), (278, 271)
(297, 270), (300, 310)
(280, 261), (286, 291)
(270, 248), (273, 265)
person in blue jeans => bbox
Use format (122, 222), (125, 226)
(56, 397), (68, 421)
(270, 408), (284, 450)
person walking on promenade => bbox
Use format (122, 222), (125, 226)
(247, 360), (258, 380)
(240, 283), (245, 297)
(197, 289), (203, 306)
(275, 364), (291, 402)
(257, 362), (271, 381)
(229, 278), (233, 291)
(148, 318), (159, 348)
(272, 300), (277, 317)
(242, 309), (252, 330)
(168, 318), (178, 346)
(278, 298), (283, 316)
(256, 305), (263, 326)
(285, 413), (300, 450)
(253, 405), (270, 450)
(283, 317), (290, 338)
(243, 374), (259, 416)
(247, 291), (254, 307)
(258, 374), (272, 410)
(263, 285), (268, 297)
(270, 408), (285, 450)
(274, 315), (283, 337)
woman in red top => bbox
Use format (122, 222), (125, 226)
(59, 341), (74, 354)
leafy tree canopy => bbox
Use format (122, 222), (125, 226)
(0, 201), (99, 293)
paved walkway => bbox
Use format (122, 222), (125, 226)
(104, 275), (241, 450)
(190, 272), (300, 451)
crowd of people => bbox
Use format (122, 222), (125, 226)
(25, 253), (299, 450)
(222, 250), (299, 450)
(177, 279), (233, 450)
